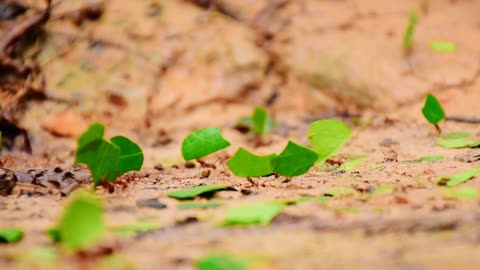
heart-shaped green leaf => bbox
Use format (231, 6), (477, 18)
(110, 136), (144, 175)
(227, 148), (276, 177)
(308, 119), (351, 163)
(273, 141), (318, 177)
(182, 128), (231, 160)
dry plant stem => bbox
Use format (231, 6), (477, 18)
(445, 116), (480, 124)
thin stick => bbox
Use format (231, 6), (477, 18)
(445, 116), (480, 124)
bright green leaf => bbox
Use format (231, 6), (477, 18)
(437, 168), (480, 187)
(178, 201), (222, 210)
(442, 187), (478, 200)
(167, 185), (232, 200)
(308, 119), (351, 163)
(0, 228), (23, 244)
(339, 155), (366, 171)
(273, 141), (318, 177)
(76, 139), (120, 185)
(323, 186), (358, 198)
(77, 122), (104, 147)
(227, 148), (276, 177)
(403, 11), (419, 50)
(58, 190), (105, 251)
(223, 201), (286, 226)
(195, 253), (248, 270)
(437, 133), (480, 149)
(47, 228), (60, 243)
(405, 155), (444, 163)
(422, 93), (445, 125)
(110, 136), (144, 174)
(97, 254), (134, 270)
(182, 128), (231, 160)
(291, 196), (329, 204)
(431, 41), (456, 53)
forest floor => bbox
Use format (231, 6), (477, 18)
(1, 0), (480, 269)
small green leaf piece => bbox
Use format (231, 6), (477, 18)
(195, 253), (248, 270)
(76, 139), (120, 184)
(403, 11), (419, 50)
(77, 122), (104, 147)
(0, 228), (23, 243)
(437, 132), (480, 149)
(14, 247), (58, 267)
(110, 136), (144, 174)
(273, 141), (318, 177)
(58, 190), (105, 251)
(182, 128), (231, 160)
(111, 222), (159, 236)
(167, 184), (232, 200)
(437, 168), (480, 187)
(422, 93), (445, 125)
(47, 228), (60, 243)
(223, 201), (286, 226)
(339, 155), (366, 171)
(227, 148), (276, 177)
(178, 201), (222, 210)
(372, 185), (394, 196)
(252, 107), (274, 136)
(308, 119), (352, 163)
(442, 187), (478, 200)
(430, 41), (456, 53)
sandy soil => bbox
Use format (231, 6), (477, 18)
(1, 0), (480, 269)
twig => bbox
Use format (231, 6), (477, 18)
(445, 116), (480, 124)
(0, 0), (52, 55)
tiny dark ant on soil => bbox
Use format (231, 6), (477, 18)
(325, 157), (344, 167)
(196, 159), (216, 169)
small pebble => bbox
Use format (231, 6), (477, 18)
(136, 198), (167, 210)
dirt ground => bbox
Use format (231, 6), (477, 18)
(1, 0), (480, 269)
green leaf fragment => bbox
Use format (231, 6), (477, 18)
(58, 190), (105, 251)
(442, 187), (478, 200)
(167, 184), (232, 200)
(405, 155), (444, 163)
(403, 11), (419, 50)
(223, 201), (286, 226)
(178, 201), (222, 210)
(430, 41), (456, 53)
(437, 133), (480, 149)
(195, 253), (248, 270)
(339, 155), (366, 171)
(293, 196), (329, 204)
(111, 222), (159, 236)
(110, 136), (144, 175)
(372, 185), (394, 196)
(14, 247), (58, 267)
(437, 168), (480, 187)
(47, 228), (60, 243)
(0, 228), (23, 243)
(273, 141), (318, 177)
(422, 93), (445, 125)
(308, 119), (352, 163)
(227, 148), (276, 177)
(77, 122), (104, 146)
(252, 107), (274, 136)
(182, 128), (231, 160)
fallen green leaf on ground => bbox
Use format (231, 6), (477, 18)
(182, 128), (231, 160)
(97, 254), (135, 270)
(371, 185), (394, 196)
(195, 253), (248, 270)
(223, 201), (286, 226)
(436, 132), (480, 148)
(430, 41), (456, 53)
(403, 10), (419, 50)
(0, 228), (23, 244)
(13, 247), (58, 267)
(75, 123), (143, 186)
(57, 189), (105, 251)
(308, 119), (351, 163)
(323, 186), (358, 198)
(168, 184), (233, 200)
(422, 93), (445, 127)
(339, 155), (366, 171)
(291, 196), (329, 204)
(178, 201), (222, 210)
(405, 155), (444, 162)
(437, 168), (480, 187)
(273, 141), (318, 177)
(111, 222), (159, 236)
(227, 148), (276, 177)
(442, 187), (478, 200)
